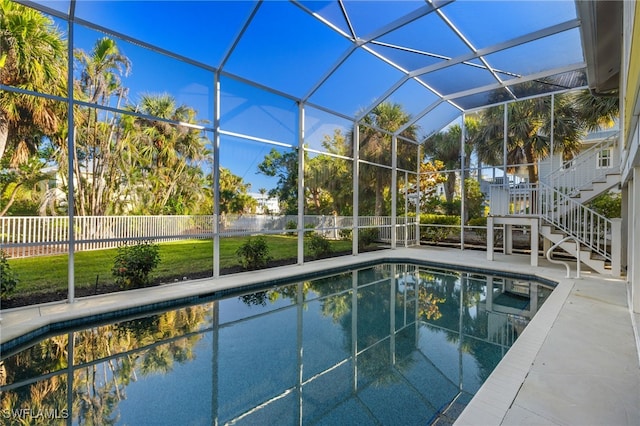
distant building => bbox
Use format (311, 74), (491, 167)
(249, 192), (280, 215)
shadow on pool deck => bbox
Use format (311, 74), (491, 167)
(1, 247), (638, 425)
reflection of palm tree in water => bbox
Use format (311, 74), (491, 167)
(1, 304), (211, 424)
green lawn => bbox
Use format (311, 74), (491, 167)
(7, 235), (353, 298)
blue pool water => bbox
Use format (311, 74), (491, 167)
(0, 263), (554, 425)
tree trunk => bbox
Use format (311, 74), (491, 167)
(0, 183), (22, 216)
(0, 112), (9, 163)
(374, 168), (384, 216)
(445, 171), (456, 203)
(525, 146), (538, 183)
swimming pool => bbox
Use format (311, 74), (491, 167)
(0, 263), (554, 425)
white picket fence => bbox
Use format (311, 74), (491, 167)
(1, 214), (418, 258)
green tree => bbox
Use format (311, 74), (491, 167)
(257, 148), (298, 215)
(0, 155), (53, 215)
(0, 0), (67, 165)
(480, 94), (583, 183)
(122, 94), (208, 214)
(572, 89), (619, 132)
(359, 102), (418, 215)
(72, 36), (131, 215)
(422, 116), (482, 205)
(304, 129), (352, 215)
(218, 167), (256, 214)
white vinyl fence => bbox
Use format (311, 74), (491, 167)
(1, 214), (418, 258)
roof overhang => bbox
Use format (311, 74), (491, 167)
(576, 0), (622, 95)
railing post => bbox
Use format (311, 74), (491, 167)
(611, 218), (622, 277)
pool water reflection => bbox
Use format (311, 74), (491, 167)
(0, 263), (554, 425)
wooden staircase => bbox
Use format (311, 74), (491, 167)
(539, 223), (610, 275)
(490, 134), (622, 277)
(568, 172), (621, 204)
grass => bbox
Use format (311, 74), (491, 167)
(6, 235), (354, 298)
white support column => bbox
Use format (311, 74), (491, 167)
(213, 73), (221, 278)
(611, 218), (622, 277)
(503, 105), (508, 187)
(416, 144), (422, 245)
(550, 94), (555, 177)
(391, 135), (398, 249)
(353, 123), (360, 255)
(66, 14), (76, 303)
(404, 171), (409, 247)
(297, 102), (305, 265)
(487, 216), (494, 261)
(460, 115), (466, 250)
(505, 224), (513, 254)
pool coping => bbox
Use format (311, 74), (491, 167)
(1, 247), (636, 425)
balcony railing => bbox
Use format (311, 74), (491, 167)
(541, 132), (619, 196)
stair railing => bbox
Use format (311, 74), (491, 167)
(538, 181), (612, 262)
(489, 182), (613, 262)
(545, 236), (581, 278)
(541, 132), (619, 196)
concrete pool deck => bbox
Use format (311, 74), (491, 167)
(1, 246), (639, 425)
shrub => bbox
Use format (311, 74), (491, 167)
(419, 214), (460, 243)
(306, 232), (332, 258)
(285, 220), (297, 230)
(112, 241), (161, 289)
(587, 191), (621, 218)
(339, 228), (352, 240)
(0, 250), (19, 299)
(467, 217), (487, 238)
(358, 228), (379, 250)
(236, 236), (272, 270)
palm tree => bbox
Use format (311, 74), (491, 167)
(477, 91), (613, 184)
(72, 36), (131, 215)
(422, 116), (482, 205)
(123, 93), (208, 214)
(0, 0), (67, 165)
(0, 156), (52, 216)
(359, 102), (418, 215)
(572, 89), (619, 131)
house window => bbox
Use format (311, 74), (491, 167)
(597, 149), (611, 169)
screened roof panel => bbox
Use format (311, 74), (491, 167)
(442, 0), (578, 51)
(308, 48), (406, 116)
(341, 1), (432, 38)
(304, 106), (354, 154)
(366, 43), (443, 73)
(376, 10), (472, 63)
(380, 79), (441, 118)
(220, 76), (298, 146)
(224, 1), (351, 98)
(413, 102), (462, 141)
(297, 1), (352, 36)
(73, 0), (256, 68)
(419, 63), (498, 96)
(509, 70), (588, 98)
(21, 0), (590, 141)
(484, 28), (585, 79)
(73, 24), (214, 123)
(31, 0), (69, 15)
(454, 88), (512, 111)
